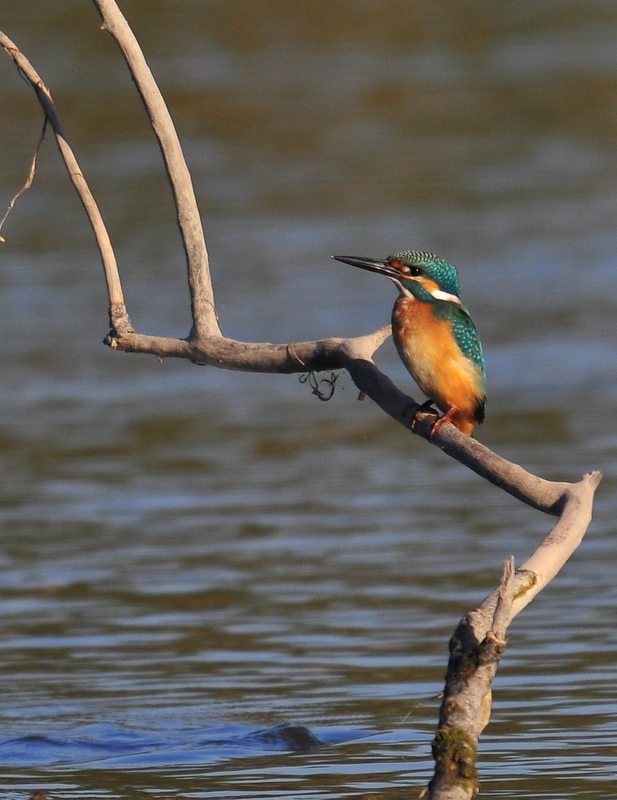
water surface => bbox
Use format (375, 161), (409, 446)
(1, 2), (616, 798)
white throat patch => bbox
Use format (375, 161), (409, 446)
(430, 288), (461, 304)
(390, 277), (415, 300)
(391, 277), (460, 304)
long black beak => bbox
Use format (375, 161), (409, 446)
(332, 255), (400, 280)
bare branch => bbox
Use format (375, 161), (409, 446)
(342, 357), (592, 513)
(0, 23), (601, 515)
(91, 0), (219, 341)
(0, 19), (392, 370)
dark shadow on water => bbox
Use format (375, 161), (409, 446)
(0, 721), (374, 769)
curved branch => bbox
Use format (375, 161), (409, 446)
(0, 30), (132, 335)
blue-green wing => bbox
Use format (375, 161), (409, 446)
(430, 299), (486, 422)
(451, 304), (486, 423)
(450, 303), (485, 382)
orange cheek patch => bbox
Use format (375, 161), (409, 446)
(417, 277), (440, 294)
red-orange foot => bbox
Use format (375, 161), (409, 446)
(410, 399), (440, 432)
(429, 407), (458, 439)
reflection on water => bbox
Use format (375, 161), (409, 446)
(1, 1), (617, 798)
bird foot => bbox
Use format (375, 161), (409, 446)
(428, 407), (458, 439)
(410, 400), (440, 433)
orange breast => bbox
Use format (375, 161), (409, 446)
(392, 298), (483, 434)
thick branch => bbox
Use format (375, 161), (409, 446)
(104, 328), (391, 373)
(427, 470), (602, 800)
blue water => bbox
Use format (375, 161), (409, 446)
(1, 723), (375, 768)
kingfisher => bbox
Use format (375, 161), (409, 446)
(333, 250), (486, 437)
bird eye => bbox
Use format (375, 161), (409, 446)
(390, 259), (423, 277)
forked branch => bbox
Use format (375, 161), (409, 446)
(0, 18), (598, 513)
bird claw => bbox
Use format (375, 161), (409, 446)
(410, 403), (458, 438)
(428, 407), (458, 439)
(410, 400), (440, 433)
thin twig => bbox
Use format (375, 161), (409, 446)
(0, 118), (47, 242)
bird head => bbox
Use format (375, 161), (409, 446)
(332, 250), (461, 304)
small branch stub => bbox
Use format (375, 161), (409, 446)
(427, 560), (514, 799)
